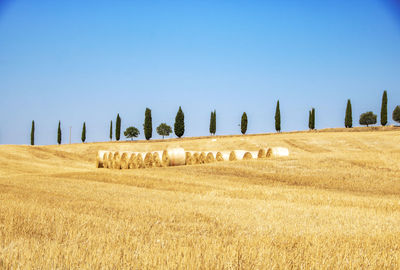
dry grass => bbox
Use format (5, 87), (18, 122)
(1, 130), (400, 269)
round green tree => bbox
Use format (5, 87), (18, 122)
(124, 126), (140, 140)
(157, 123), (172, 139)
(359, 111), (377, 127)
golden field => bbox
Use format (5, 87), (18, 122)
(1, 129), (400, 269)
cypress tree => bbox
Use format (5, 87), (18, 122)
(144, 108), (152, 140)
(381, 90), (388, 126)
(209, 111), (213, 135)
(209, 110), (216, 135)
(116, 114), (121, 141)
(31, 120), (35, 145)
(345, 99), (353, 128)
(241, 112), (248, 135)
(275, 100), (281, 132)
(109, 120), (113, 140)
(174, 106), (185, 138)
(57, 121), (62, 145)
(308, 110), (312, 130)
(393, 106), (400, 124)
(81, 122), (86, 143)
(213, 110), (216, 135)
(311, 108), (315, 130)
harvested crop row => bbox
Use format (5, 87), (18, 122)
(96, 147), (289, 169)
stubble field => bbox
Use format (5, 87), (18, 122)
(0, 129), (400, 269)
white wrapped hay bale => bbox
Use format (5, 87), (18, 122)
(96, 150), (108, 168)
(166, 148), (186, 166)
(271, 147), (289, 157)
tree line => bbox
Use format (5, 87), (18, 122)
(29, 91), (400, 145)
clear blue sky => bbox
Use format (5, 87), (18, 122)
(0, 0), (399, 145)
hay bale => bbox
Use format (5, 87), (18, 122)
(242, 152), (253, 160)
(192, 152), (200, 164)
(96, 150), (108, 168)
(162, 150), (170, 167)
(168, 148), (186, 166)
(128, 153), (137, 169)
(144, 152), (154, 168)
(206, 152), (215, 163)
(102, 152), (109, 168)
(152, 152), (162, 167)
(199, 152), (206, 164)
(136, 153), (145, 168)
(120, 152), (131, 170)
(266, 148), (272, 158)
(185, 152), (193, 165)
(229, 151), (237, 161)
(106, 152), (114, 169)
(258, 148), (266, 159)
(271, 147), (289, 157)
(215, 152), (224, 162)
(112, 152), (122, 169)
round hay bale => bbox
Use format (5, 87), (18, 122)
(112, 152), (121, 169)
(96, 150), (108, 168)
(258, 148), (266, 159)
(106, 152), (113, 169)
(185, 152), (193, 165)
(102, 152), (109, 168)
(206, 152), (215, 163)
(162, 150), (170, 167)
(136, 153), (145, 169)
(229, 151), (237, 161)
(152, 152), (162, 167)
(215, 152), (224, 162)
(168, 148), (186, 166)
(128, 153), (137, 169)
(192, 153), (200, 164)
(120, 152), (130, 169)
(242, 152), (253, 160)
(199, 152), (206, 164)
(144, 152), (154, 168)
(266, 148), (272, 158)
